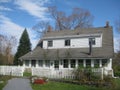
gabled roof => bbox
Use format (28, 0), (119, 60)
(20, 26), (114, 60)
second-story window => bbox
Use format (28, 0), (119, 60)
(48, 40), (53, 47)
(65, 39), (70, 46)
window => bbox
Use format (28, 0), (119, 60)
(65, 39), (70, 46)
(38, 60), (43, 67)
(94, 59), (99, 68)
(31, 60), (36, 67)
(89, 38), (95, 45)
(86, 59), (91, 67)
(78, 59), (83, 67)
(63, 59), (68, 68)
(70, 59), (75, 68)
(45, 60), (50, 67)
(102, 59), (107, 66)
(48, 40), (53, 47)
(54, 60), (59, 69)
(25, 60), (29, 67)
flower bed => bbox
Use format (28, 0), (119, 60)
(34, 79), (45, 84)
(31, 76), (48, 84)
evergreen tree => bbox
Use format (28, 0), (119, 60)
(14, 28), (31, 65)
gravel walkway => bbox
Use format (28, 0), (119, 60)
(3, 78), (32, 90)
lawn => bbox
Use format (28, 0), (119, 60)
(32, 79), (120, 90)
(0, 75), (12, 90)
(32, 81), (104, 90)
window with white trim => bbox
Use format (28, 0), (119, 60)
(63, 59), (68, 68)
(102, 59), (107, 66)
(48, 40), (53, 47)
(38, 60), (43, 67)
(78, 59), (83, 67)
(65, 39), (70, 46)
(70, 59), (75, 68)
(94, 59), (99, 68)
(86, 59), (91, 67)
(25, 60), (29, 67)
(45, 60), (50, 67)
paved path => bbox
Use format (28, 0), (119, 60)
(3, 78), (32, 90)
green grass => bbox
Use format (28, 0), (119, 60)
(32, 79), (120, 90)
(23, 72), (31, 77)
(0, 75), (12, 90)
(32, 81), (105, 90)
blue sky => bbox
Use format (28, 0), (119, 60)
(0, 0), (120, 53)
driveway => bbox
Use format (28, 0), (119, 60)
(3, 78), (32, 90)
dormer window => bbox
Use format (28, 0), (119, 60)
(48, 40), (53, 47)
(89, 37), (95, 45)
(65, 39), (70, 46)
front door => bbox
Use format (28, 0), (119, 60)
(54, 60), (59, 70)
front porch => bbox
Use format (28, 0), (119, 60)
(23, 59), (112, 70)
(23, 58), (113, 78)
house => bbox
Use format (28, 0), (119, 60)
(20, 22), (114, 79)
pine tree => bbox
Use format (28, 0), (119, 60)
(14, 28), (31, 65)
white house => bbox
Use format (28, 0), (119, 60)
(20, 22), (114, 79)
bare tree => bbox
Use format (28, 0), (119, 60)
(48, 6), (94, 30)
(33, 6), (94, 37)
(0, 35), (17, 65)
(32, 21), (52, 38)
(69, 8), (93, 29)
(115, 17), (120, 51)
(48, 6), (67, 30)
(5, 36), (17, 64)
(0, 34), (4, 53)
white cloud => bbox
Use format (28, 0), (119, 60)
(14, 0), (50, 20)
(0, 15), (39, 53)
(0, 6), (13, 11)
(114, 36), (120, 52)
(0, 0), (11, 3)
(0, 15), (24, 37)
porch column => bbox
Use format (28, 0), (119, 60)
(76, 59), (78, 68)
(23, 60), (25, 67)
(43, 60), (45, 68)
(83, 59), (86, 67)
(50, 60), (54, 69)
(108, 58), (112, 69)
(91, 59), (94, 68)
(36, 60), (38, 67)
(59, 60), (63, 69)
(68, 59), (70, 69)
(99, 59), (102, 67)
(29, 60), (31, 67)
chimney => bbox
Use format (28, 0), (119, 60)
(104, 21), (109, 28)
(47, 25), (52, 32)
(89, 38), (92, 55)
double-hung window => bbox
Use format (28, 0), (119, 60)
(48, 40), (53, 47)
(65, 39), (70, 46)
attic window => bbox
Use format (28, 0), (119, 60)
(89, 37), (96, 45)
(48, 40), (53, 47)
(65, 39), (70, 46)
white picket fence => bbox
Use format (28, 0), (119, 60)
(32, 68), (75, 79)
(31, 68), (105, 79)
(0, 66), (25, 76)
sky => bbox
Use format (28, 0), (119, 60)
(0, 0), (120, 53)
